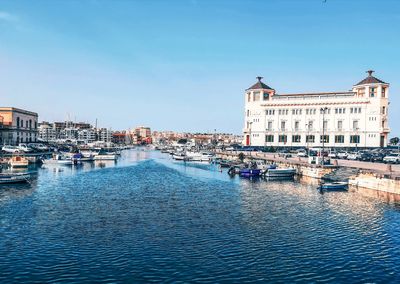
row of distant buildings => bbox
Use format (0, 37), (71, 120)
(152, 131), (242, 145)
(38, 122), (152, 145)
(0, 107), (152, 146)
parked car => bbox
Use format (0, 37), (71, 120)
(383, 153), (400, 164)
(278, 150), (292, 158)
(371, 152), (385, 163)
(337, 152), (348, 159)
(28, 143), (49, 151)
(357, 152), (373, 162)
(347, 152), (360, 160)
(328, 152), (338, 158)
(297, 150), (308, 157)
(2, 145), (19, 153)
(18, 143), (33, 153)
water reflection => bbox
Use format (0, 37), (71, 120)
(0, 149), (399, 283)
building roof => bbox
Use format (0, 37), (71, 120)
(247, 76), (274, 90)
(276, 91), (355, 97)
(354, 70), (387, 86)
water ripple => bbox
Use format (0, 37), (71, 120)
(0, 151), (399, 283)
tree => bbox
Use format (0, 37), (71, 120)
(390, 137), (399, 145)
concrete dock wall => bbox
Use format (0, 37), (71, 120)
(349, 172), (400, 203)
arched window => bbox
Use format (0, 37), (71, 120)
(17, 117), (20, 128)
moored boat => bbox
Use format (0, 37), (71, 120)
(0, 173), (31, 184)
(42, 154), (73, 165)
(172, 152), (188, 161)
(94, 149), (118, 161)
(239, 168), (262, 177)
(264, 168), (296, 179)
(8, 156), (29, 168)
(319, 182), (348, 191)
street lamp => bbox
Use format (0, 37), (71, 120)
(321, 107), (328, 166)
(305, 122), (310, 156)
(248, 121), (253, 146)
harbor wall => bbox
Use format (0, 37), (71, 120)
(349, 172), (400, 203)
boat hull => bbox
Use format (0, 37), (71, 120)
(320, 182), (348, 191)
(239, 169), (261, 177)
(0, 174), (30, 184)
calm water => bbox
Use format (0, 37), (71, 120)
(1, 149), (400, 283)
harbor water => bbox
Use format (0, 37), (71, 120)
(1, 149), (399, 283)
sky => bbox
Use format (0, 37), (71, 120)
(0, 0), (399, 136)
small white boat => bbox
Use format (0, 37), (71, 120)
(0, 173), (30, 184)
(93, 149), (117, 161)
(94, 154), (117, 161)
(172, 153), (188, 161)
(264, 168), (296, 179)
(42, 154), (73, 165)
(319, 182), (348, 191)
(186, 152), (213, 162)
(8, 156), (29, 168)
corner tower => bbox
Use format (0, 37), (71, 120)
(352, 70), (390, 147)
(243, 76), (275, 146)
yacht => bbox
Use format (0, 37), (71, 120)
(186, 151), (213, 162)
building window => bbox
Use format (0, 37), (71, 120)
(253, 92), (260, 101)
(292, 135), (301, 143)
(382, 106), (386, 115)
(370, 87), (376, 97)
(29, 120), (32, 129)
(382, 87), (386, 98)
(320, 135), (329, 143)
(358, 88), (365, 96)
(247, 93), (251, 102)
(280, 121), (286, 131)
(278, 135), (287, 143)
(265, 135), (274, 142)
(306, 135), (315, 143)
(17, 117), (20, 128)
(267, 121), (273, 131)
(323, 120), (328, 130)
(335, 135), (344, 143)
(308, 121), (313, 131)
(263, 92), (269, 100)
(337, 120), (343, 131)
(350, 135), (360, 144)
(294, 121), (299, 131)
(353, 120), (359, 131)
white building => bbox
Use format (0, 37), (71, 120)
(243, 71), (390, 148)
(38, 123), (57, 142)
(78, 128), (97, 143)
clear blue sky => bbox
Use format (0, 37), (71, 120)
(0, 0), (399, 136)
